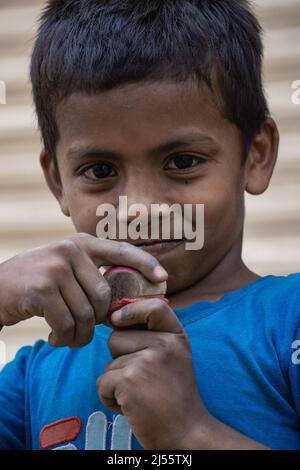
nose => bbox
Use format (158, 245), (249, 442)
(116, 174), (167, 241)
(118, 173), (163, 214)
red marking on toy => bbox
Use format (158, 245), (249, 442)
(105, 266), (139, 274)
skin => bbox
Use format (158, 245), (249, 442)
(43, 79), (279, 307)
(0, 79), (279, 449)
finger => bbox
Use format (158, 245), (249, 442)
(96, 370), (122, 414)
(42, 292), (76, 347)
(59, 271), (96, 348)
(108, 329), (177, 358)
(110, 298), (183, 333)
(72, 233), (168, 283)
(104, 351), (140, 372)
(69, 251), (111, 325)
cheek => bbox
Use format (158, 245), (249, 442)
(66, 192), (100, 235)
(203, 174), (244, 241)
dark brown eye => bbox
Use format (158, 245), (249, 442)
(82, 164), (116, 180)
(166, 155), (205, 170)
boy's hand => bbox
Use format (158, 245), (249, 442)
(0, 233), (167, 348)
(96, 298), (207, 449)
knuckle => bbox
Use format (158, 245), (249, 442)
(92, 282), (111, 306)
(174, 331), (190, 353)
(60, 317), (75, 337)
(18, 291), (40, 316)
(71, 232), (94, 250)
(55, 238), (80, 257)
(74, 232), (92, 243)
(47, 260), (69, 277)
(29, 280), (51, 297)
(156, 334), (177, 357)
(141, 348), (157, 365)
(123, 367), (137, 384)
(149, 297), (168, 314)
(22, 285), (36, 302)
(179, 331), (189, 345)
(76, 304), (95, 324)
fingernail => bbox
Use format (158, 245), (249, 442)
(110, 309), (122, 323)
(153, 266), (168, 280)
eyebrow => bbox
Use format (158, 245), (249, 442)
(66, 131), (218, 161)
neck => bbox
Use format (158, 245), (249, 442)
(167, 234), (261, 309)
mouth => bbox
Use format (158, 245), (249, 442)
(133, 239), (184, 255)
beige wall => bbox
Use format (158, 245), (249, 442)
(0, 0), (300, 366)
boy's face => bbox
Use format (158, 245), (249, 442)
(43, 80), (261, 295)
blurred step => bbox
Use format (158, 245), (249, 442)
(256, 0), (300, 30)
(243, 236), (300, 276)
(264, 28), (300, 82)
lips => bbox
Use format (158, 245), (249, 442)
(133, 239), (184, 255)
(133, 239), (183, 246)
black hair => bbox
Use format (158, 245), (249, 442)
(30, 0), (269, 159)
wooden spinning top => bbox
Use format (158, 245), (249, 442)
(103, 266), (168, 316)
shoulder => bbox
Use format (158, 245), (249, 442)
(256, 272), (300, 312)
(239, 273), (300, 375)
(266, 272), (300, 290)
(252, 273), (300, 344)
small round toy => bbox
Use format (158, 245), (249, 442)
(103, 266), (168, 325)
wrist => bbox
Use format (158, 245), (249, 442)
(179, 413), (270, 450)
(178, 411), (216, 450)
(160, 408), (213, 450)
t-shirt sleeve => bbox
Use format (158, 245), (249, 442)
(0, 345), (32, 449)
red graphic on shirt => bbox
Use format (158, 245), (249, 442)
(40, 416), (82, 449)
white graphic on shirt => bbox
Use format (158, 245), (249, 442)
(52, 412), (132, 450)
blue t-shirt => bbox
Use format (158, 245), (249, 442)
(1, 273), (300, 450)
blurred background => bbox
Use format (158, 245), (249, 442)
(0, 0), (299, 365)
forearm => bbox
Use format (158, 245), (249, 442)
(179, 414), (270, 450)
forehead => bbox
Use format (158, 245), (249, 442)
(55, 80), (231, 150)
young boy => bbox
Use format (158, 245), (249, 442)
(0, 0), (299, 450)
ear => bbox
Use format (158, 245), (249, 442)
(40, 150), (70, 217)
(245, 117), (279, 195)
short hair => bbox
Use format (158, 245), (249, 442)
(30, 0), (269, 159)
